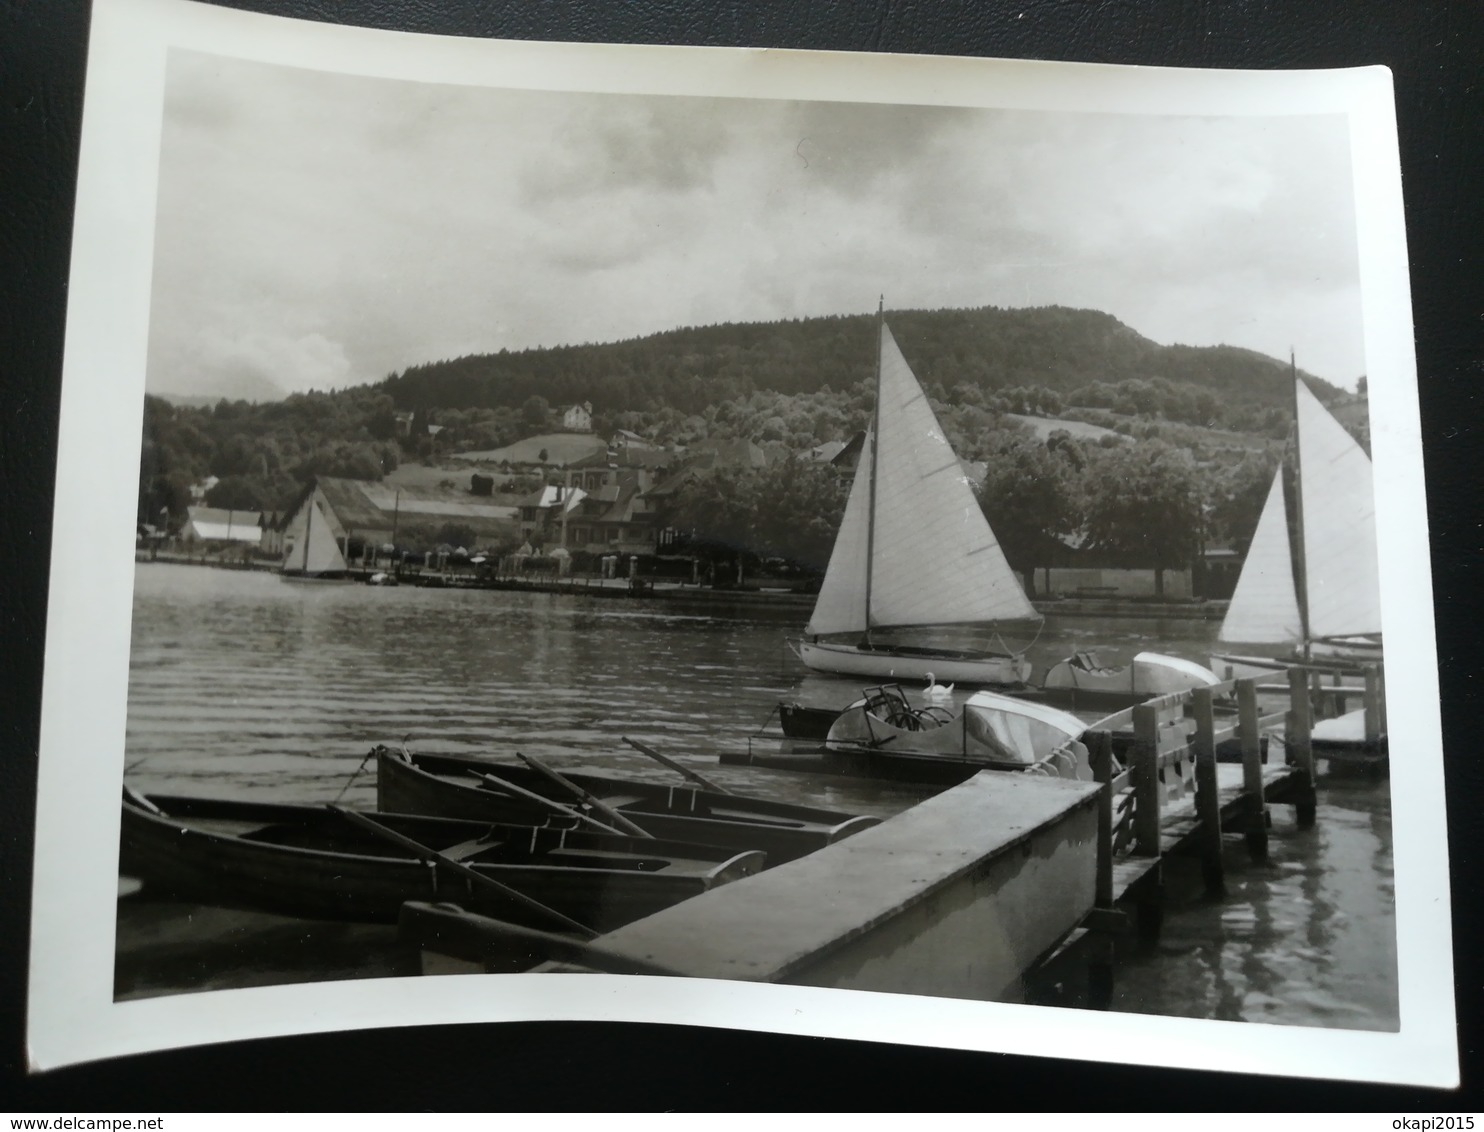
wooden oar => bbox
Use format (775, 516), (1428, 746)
(622, 736), (733, 795)
(516, 753), (654, 839)
(400, 901), (681, 977)
(327, 804), (597, 938)
(465, 769), (625, 837)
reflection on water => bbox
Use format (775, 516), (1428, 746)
(122, 562), (1397, 1027)
(1111, 781), (1397, 1029)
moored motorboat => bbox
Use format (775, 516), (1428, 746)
(1035, 650), (1220, 710)
(120, 788), (764, 933)
(374, 747), (878, 864)
(824, 686), (1091, 780)
(773, 652), (1218, 738)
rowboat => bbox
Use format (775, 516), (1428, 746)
(120, 788), (764, 932)
(1211, 367), (1382, 680)
(374, 747), (879, 864)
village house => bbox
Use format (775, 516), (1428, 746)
(558, 402), (594, 432)
(520, 443), (677, 555)
(516, 483), (587, 549)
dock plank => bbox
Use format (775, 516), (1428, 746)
(583, 772), (1100, 987)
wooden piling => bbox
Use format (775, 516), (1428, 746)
(1131, 704), (1161, 857)
(1237, 677), (1268, 862)
(1286, 666), (1317, 827)
(1089, 731), (1115, 910)
(1191, 687), (1225, 897)
(1087, 732), (1118, 1011)
(1330, 671), (1348, 716)
(1364, 665), (1383, 746)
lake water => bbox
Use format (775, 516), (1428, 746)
(119, 561), (1397, 1029)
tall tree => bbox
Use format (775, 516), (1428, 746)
(1080, 440), (1205, 596)
(976, 437), (1080, 597)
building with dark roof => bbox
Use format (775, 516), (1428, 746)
(278, 476), (520, 570)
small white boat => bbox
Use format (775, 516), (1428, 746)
(1211, 370), (1382, 680)
(824, 686), (1091, 779)
(1039, 650), (1219, 708)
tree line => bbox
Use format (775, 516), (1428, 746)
(659, 430), (1283, 595)
(381, 305), (1351, 432)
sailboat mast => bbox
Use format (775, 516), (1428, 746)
(863, 297), (884, 641)
(303, 485), (313, 576)
(1289, 353), (1312, 661)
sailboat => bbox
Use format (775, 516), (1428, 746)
(794, 314), (1040, 687)
(1210, 369), (1382, 679)
(281, 482), (353, 582)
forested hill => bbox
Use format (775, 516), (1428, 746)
(380, 305), (1346, 421)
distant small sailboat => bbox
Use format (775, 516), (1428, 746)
(281, 481), (353, 583)
(794, 309), (1040, 687)
(1211, 367), (1382, 679)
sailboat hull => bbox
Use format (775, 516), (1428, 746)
(797, 639), (1031, 687)
(1211, 637), (1383, 682)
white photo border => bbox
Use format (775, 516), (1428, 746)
(27, 0), (1454, 1083)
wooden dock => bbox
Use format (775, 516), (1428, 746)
(1032, 662), (1386, 1004)
(733, 661), (1385, 1004)
(403, 662), (1386, 1009)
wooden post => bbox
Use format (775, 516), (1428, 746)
(1191, 687), (1225, 897)
(1377, 664), (1388, 733)
(1131, 704), (1161, 857)
(1364, 664), (1383, 747)
(1089, 731), (1114, 909)
(1237, 678), (1268, 862)
(1087, 729), (1116, 1011)
(1286, 666), (1317, 828)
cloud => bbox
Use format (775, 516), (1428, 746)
(144, 51), (1368, 399)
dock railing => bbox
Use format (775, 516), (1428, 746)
(1083, 662), (1383, 930)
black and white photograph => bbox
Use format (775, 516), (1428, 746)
(18, 0), (1457, 1093)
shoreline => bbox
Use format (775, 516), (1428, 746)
(134, 554), (1229, 620)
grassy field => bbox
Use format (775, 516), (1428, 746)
(1006, 414), (1123, 442)
(383, 463), (483, 491)
(1013, 411), (1279, 456)
(453, 432), (607, 465)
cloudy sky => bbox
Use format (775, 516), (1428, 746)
(145, 49), (1366, 400)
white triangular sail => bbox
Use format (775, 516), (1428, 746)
(806, 433), (874, 636)
(870, 325), (1038, 628)
(1218, 469), (1302, 646)
(806, 321), (1039, 637)
(1296, 380), (1382, 640)
(283, 495), (347, 575)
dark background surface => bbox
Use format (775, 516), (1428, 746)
(3, 0), (1481, 1111)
